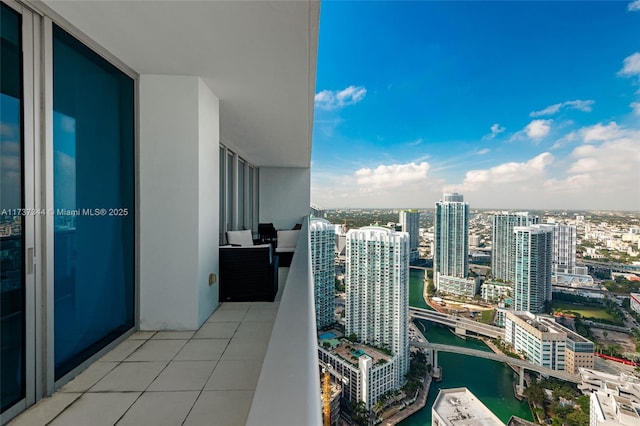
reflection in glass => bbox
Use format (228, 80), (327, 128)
(238, 161), (245, 229)
(219, 147), (225, 243)
(0, 3), (25, 413)
(53, 25), (135, 379)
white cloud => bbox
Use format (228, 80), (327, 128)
(406, 138), (423, 147)
(631, 102), (640, 115)
(618, 52), (640, 77)
(314, 85), (367, 110)
(544, 124), (640, 197)
(509, 119), (553, 142)
(355, 162), (430, 189)
(526, 120), (553, 139)
(491, 123), (505, 135)
(311, 161), (446, 208)
(581, 122), (625, 142)
(477, 148), (490, 155)
(629, 0), (640, 11)
(483, 123), (505, 140)
(445, 152), (554, 193)
(530, 99), (595, 117)
(551, 132), (577, 150)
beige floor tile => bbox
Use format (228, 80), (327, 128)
(90, 362), (167, 392)
(48, 393), (140, 426)
(232, 321), (274, 342)
(128, 331), (156, 340)
(125, 339), (188, 362)
(7, 393), (81, 426)
(59, 362), (119, 393)
(147, 361), (217, 391)
(205, 360), (263, 391)
(183, 391), (253, 426)
(216, 302), (252, 311)
(193, 322), (239, 339)
(220, 339), (269, 361)
(116, 391), (199, 426)
(207, 308), (247, 322)
(152, 331), (195, 340)
(174, 339), (230, 361)
(99, 339), (144, 362)
(242, 308), (277, 322)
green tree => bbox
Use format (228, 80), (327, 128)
(566, 409), (589, 426)
(350, 400), (370, 426)
(523, 384), (545, 406)
(426, 281), (436, 296)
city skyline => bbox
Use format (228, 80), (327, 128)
(311, 1), (640, 211)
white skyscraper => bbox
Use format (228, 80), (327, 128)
(399, 210), (420, 262)
(553, 223), (577, 273)
(491, 212), (540, 283)
(345, 226), (410, 385)
(310, 218), (336, 329)
(434, 193), (469, 291)
(514, 224), (554, 313)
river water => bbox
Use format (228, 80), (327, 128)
(400, 269), (533, 425)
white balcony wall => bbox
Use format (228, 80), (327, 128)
(246, 218), (322, 426)
(139, 75), (220, 330)
(259, 167), (310, 229)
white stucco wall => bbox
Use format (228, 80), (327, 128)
(259, 167), (310, 230)
(139, 75), (219, 330)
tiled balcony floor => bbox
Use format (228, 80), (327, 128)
(9, 272), (287, 426)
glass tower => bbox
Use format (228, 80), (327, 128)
(514, 224), (554, 313)
(434, 193), (469, 288)
(491, 212), (540, 283)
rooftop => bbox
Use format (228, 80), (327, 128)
(432, 387), (504, 426)
(329, 341), (392, 367)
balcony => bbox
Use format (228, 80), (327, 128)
(1, 1), (320, 424)
(9, 220), (321, 426)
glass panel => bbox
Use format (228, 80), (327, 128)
(0, 3), (25, 412)
(52, 25), (135, 379)
(248, 166), (254, 233)
(238, 161), (245, 229)
(226, 152), (233, 231)
(219, 146), (225, 243)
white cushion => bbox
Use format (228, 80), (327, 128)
(277, 230), (299, 250)
(226, 230), (254, 246)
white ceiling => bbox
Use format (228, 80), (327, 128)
(40, 0), (320, 168)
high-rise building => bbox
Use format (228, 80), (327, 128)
(514, 224), (554, 313)
(399, 210), (420, 262)
(310, 218), (336, 330)
(345, 226), (410, 386)
(553, 223), (577, 273)
(434, 193), (469, 291)
(491, 212), (540, 283)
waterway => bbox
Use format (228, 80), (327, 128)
(400, 269), (533, 425)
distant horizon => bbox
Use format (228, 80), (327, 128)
(318, 206), (640, 214)
(311, 1), (640, 212)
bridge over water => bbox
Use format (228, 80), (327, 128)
(409, 341), (581, 393)
(409, 307), (505, 339)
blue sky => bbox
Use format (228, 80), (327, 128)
(311, 1), (640, 211)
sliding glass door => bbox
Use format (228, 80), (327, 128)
(52, 25), (135, 379)
(1, 5), (136, 420)
(0, 2), (25, 413)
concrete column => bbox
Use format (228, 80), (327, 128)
(519, 366), (525, 395)
(139, 75), (220, 330)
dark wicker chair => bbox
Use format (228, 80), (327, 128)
(219, 244), (279, 302)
